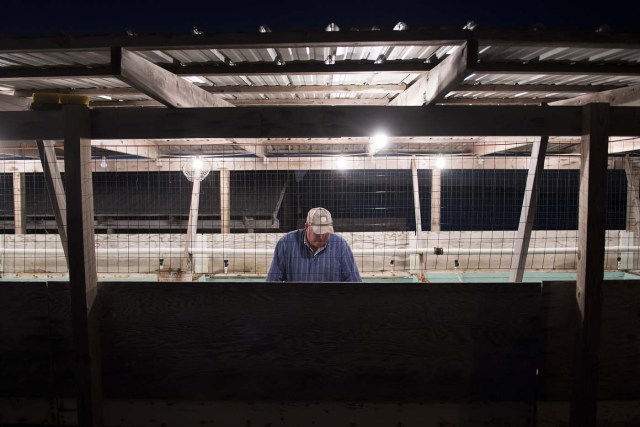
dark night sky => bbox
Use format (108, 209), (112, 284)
(2, 0), (639, 36)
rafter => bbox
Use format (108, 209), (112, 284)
(390, 40), (478, 106)
(454, 84), (619, 93)
(549, 83), (640, 106)
(473, 62), (640, 77)
(18, 84), (405, 98)
(90, 98), (389, 107)
(0, 62), (433, 81)
(115, 47), (264, 158)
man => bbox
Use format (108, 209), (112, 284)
(267, 207), (361, 282)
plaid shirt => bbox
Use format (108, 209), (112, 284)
(266, 229), (361, 282)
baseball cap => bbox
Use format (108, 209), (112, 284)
(306, 207), (334, 234)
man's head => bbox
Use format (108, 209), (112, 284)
(305, 207), (333, 250)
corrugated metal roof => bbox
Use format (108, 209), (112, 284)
(479, 45), (640, 63)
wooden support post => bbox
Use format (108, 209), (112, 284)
(624, 156), (640, 237)
(63, 105), (102, 427)
(411, 157), (423, 235)
(570, 103), (609, 427)
(36, 140), (69, 262)
(509, 136), (549, 282)
(431, 168), (441, 232)
(220, 169), (231, 234)
(12, 172), (26, 234)
(182, 178), (201, 272)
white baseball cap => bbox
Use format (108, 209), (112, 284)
(306, 207), (334, 234)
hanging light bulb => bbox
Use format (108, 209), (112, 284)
(100, 156), (108, 169)
(436, 154), (446, 169)
(371, 133), (388, 150)
(336, 156), (347, 170)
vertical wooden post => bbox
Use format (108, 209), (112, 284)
(411, 157), (423, 235)
(182, 178), (201, 272)
(220, 169), (231, 234)
(12, 172), (26, 234)
(430, 168), (441, 232)
(570, 103), (609, 427)
(37, 140), (69, 262)
(509, 136), (549, 282)
(63, 105), (102, 427)
(624, 156), (640, 236)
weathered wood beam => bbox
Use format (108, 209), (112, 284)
(439, 98), (545, 105)
(474, 62), (640, 77)
(115, 48), (265, 158)
(570, 103), (609, 427)
(0, 62), (433, 81)
(19, 84), (406, 98)
(91, 139), (159, 159)
(12, 172), (26, 234)
(411, 157), (422, 235)
(454, 84), (619, 93)
(36, 140), (69, 261)
(220, 169), (230, 234)
(89, 106), (588, 139)
(3, 155), (627, 173)
(182, 178), (202, 272)
(430, 167), (442, 232)
(390, 41), (478, 106)
(0, 106), (638, 141)
(90, 98), (389, 107)
(63, 105), (102, 427)
(0, 110), (64, 140)
(624, 156), (640, 236)
(473, 138), (538, 156)
(550, 83), (640, 106)
(115, 48), (233, 108)
(509, 136), (548, 283)
(607, 137), (640, 154)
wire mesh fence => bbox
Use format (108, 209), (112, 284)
(0, 138), (638, 281)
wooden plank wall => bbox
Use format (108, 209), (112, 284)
(540, 280), (640, 400)
(0, 281), (540, 402)
(1, 280), (639, 422)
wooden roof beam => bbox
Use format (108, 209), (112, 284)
(114, 47), (263, 158)
(549, 83), (640, 106)
(389, 40), (478, 106)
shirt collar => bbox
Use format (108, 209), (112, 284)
(303, 229), (329, 256)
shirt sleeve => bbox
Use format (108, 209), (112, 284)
(340, 240), (362, 282)
(266, 238), (286, 282)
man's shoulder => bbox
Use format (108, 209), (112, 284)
(280, 229), (304, 242)
(329, 233), (350, 247)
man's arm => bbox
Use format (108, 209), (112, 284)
(266, 238), (286, 282)
(340, 241), (362, 282)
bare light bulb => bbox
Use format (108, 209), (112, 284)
(336, 156), (347, 169)
(100, 156), (108, 169)
(436, 154), (446, 169)
(371, 133), (388, 149)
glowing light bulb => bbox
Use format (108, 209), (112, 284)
(371, 133), (388, 149)
(192, 157), (203, 172)
(100, 156), (108, 169)
(337, 156), (347, 169)
(436, 154), (446, 169)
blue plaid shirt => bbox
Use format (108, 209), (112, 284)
(267, 229), (362, 282)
